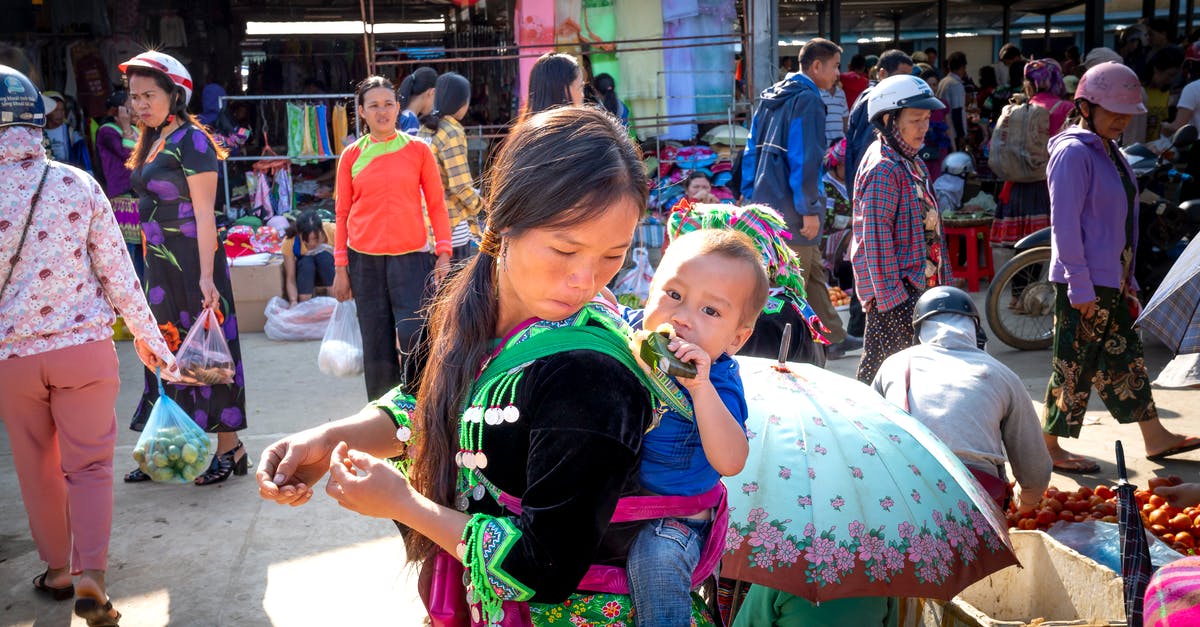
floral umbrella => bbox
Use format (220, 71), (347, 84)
(722, 357), (1018, 602)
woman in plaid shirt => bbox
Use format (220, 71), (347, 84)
(851, 75), (952, 383)
(420, 72), (483, 262)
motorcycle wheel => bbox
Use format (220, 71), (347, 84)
(985, 247), (1055, 351)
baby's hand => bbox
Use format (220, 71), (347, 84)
(667, 337), (711, 388)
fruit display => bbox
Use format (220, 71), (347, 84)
(827, 286), (851, 307)
(132, 425), (213, 483)
(1005, 477), (1197, 555)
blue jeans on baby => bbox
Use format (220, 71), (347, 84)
(627, 517), (710, 627)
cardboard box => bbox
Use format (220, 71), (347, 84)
(229, 260), (283, 333)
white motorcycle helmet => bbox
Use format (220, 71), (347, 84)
(119, 51), (194, 104)
(867, 74), (945, 124)
(942, 152), (974, 177)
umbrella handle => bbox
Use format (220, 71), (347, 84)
(1116, 440), (1128, 483)
(778, 322), (793, 365)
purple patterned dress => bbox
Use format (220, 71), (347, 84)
(129, 124), (246, 432)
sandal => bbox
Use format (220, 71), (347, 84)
(1147, 436), (1200, 461)
(1052, 457), (1100, 474)
(194, 441), (248, 486)
(123, 468), (151, 483)
(32, 571), (74, 601)
(75, 597), (120, 626)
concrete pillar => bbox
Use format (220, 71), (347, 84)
(1084, 0), (1105, 52)
(938, 0), (948, 72)
(830, 0), (842, 45)
(748, 0), (778, 102)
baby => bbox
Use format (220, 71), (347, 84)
(623, 228), (768, 626)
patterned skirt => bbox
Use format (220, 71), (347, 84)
(529, 592), (713, 626)
(990, 180), (1050, 245)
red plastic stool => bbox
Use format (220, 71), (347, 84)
(943, 224), (995, 292)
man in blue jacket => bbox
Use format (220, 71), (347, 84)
(742, 38), (860, 358)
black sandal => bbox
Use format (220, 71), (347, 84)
(33, 571), (74, 601)
(123, 468), (151, 483)
(75, 597), (120, 626)
(194, 441), (248, 486)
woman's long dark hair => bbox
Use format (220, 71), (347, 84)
(593, 73), (620, 117)
(398, 67), (437, 110)
(522, 53), (581, 118)
(406, 106), (646, 562)
(125, 67), (227, 170)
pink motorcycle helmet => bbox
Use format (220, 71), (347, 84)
(1074, 61), (1147, 115)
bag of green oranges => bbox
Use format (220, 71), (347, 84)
(131, 369), (213, 482)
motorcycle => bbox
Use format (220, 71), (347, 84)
(985, 125), (1200, 351)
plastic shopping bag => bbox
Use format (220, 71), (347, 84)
(175, 307), (236, 386)
(264, 296), (337, 341)
(612, 246), (654, 308)
(318, 299), (364, 377)
(131, 370), (213, 483)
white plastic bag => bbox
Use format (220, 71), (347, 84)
(264, 296), (337, 341)
(612, 247), (654, 308)
(318, 299), (364, 377)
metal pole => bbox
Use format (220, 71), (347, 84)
(1002, 2), (1012, 45)
(1189, 0), (1196, 40)
(830, 0), (841, 44)
(748, 0), (778, 103)
(1084, 0), (1105, 53)
(893, 13), (902, 47)
(938, 0), (948, 74)
(1044, 13), (1053, 50)
(1170, 0), (1181, 41)
(358, 0), (373, 74)
(1142, 0), (1156, 21)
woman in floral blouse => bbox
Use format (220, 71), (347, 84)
(0, 65), (175, 627)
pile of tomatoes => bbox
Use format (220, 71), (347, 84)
(1004, 477), (1198, 556)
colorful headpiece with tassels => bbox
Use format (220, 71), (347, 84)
(667, 201), (808, 302)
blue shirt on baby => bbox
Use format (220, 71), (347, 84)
(622, 307), (750, 496)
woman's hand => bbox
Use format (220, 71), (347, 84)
(134, 338), (179, 380)
(198, 275), (220, 309)
(257, 427), (337, 506)
(433, 253), (451, 286)
(326, 441), (416, 520)
(1071, 300), (1097, 318)
(332, 267), (352, 302)
(800, 214), (821, 240)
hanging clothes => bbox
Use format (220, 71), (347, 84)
(516, 0), (557, 110)
(316, 104), (332, 156)
(583, 0), (619, 84)
(300, 105), (317, 156)
(617, 1), (665, 137)
(332, 103), (349, 149)
(274, 169), (293, 214)
(287, 103), (304, 158)
(661, 0), (737, 140)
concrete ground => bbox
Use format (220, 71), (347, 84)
(2, 287), (1197, 626)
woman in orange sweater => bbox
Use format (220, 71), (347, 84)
(332, 76), (451, 400)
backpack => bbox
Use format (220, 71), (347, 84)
(988, 96), (1053, 182)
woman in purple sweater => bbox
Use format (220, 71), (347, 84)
(95, 91), (142, 279)
(1043, 62), (1199, 473)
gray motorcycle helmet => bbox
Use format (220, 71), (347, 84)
(912, 286), (987, 349)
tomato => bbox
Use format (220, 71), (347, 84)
(1150, 495), (1167, 508)
(1094, 485), (1115, 500)
(1018, 519), (1037, 530)
(1045, 498), (1064, 513)
(1144, 502), (1158, 514)
(1163, 533), (1176, 544)
(1101, 515), (1118, 523)
(1074, 515), (1087, 522)
(1148, 477), (1173, 490)
(1059, 510), (1075, 522)
(1170, 514), (1193, 532)
(1150, 509), (1172, 527)
(1088, 495), (1105, 508)
(1151, 524), (1169, 534)
(1077, 486), (1094, 499)
(1067, 500), (1090, 513)
(1176, 532), (1196, 549)
(1036, 509), (1057, 526)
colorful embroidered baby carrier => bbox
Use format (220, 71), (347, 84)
(411, 300), (727, 627)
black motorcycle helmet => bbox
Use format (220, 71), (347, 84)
(912, 286), (988, 349)
(0, 64), (48, 129)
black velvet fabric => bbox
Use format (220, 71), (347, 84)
(468, 349), (653, 603)
(741, 304), (827, 368)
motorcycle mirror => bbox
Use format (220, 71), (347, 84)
(1171, 124), (1198, 149)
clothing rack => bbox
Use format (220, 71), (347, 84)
(217, 93), (356, 217)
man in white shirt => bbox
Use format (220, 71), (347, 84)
(936, 52), (968, 150)
(1164, 75), (1200, 135)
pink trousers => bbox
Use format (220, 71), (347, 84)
(0, 340), (120, 573)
